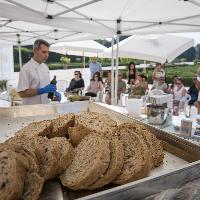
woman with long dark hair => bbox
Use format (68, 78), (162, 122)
(65, 70), (84, 95)
(127, 62), (137, 84)
(85, 72), (103, 97)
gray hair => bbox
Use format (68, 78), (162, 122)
(33, 39), (50, 50)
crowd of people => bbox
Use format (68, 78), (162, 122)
(17, 39), (200, 112)
(64, 59), (200, 115)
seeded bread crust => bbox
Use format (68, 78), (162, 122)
(113, 124), (152, 184)
(88, 137), (124, 189)
(59, 134), (110, 190)
(50, 113), (75, 138)
(15, 120), (52, 138)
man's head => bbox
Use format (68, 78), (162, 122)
(33, 39), (50, 64)
(91, 57), (97, 64)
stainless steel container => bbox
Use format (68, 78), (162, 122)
(147, 104), (168, 125)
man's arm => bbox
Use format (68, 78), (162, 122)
(19, 84), (56, 98)
(18, 89), (38, 98)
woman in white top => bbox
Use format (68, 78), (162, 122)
(172, 77), (187, 114)
(85, 72), (103, 97)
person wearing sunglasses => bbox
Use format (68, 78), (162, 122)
(151, 76), (168, 93)
(65, 71), (84, 96)
(85, 72), (103, 97)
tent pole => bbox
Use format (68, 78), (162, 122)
(82, 51), (85, 68)
(17, 34), (22, 70)
(114, 34), (119, 105)
(114, 19), (121, 106)
(111, 37), (115, 105)
(18, 44), (22, 70)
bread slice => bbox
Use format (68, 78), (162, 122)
(49, 137), (74, 172)
(88, 137), (124, 189)
(0, 148), (25, 200)
(15, 120), (52, 138)
(23, 172), (44, 200)
(34, 137), (60, 181)
(134, 124), (164, 167)
(50, 113), (75, 138)
(59, 134), (110, 190)
(113, 124), (152, 185)
(68, 125), (94, 147)
(68, 112), (118, 146)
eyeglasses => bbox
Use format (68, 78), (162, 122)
(193, 77), (197, 80)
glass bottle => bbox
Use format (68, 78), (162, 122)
(48, 75), (57, 100)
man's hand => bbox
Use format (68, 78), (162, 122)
(55, 91), (61, 102)
(37, 84), (56, 95)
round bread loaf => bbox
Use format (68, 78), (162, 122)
(88, 137), (124, 189)
(113, 124), (152, 184)
(59, 134), (110, 190)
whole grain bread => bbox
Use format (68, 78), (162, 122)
(134, 124), (164, 167)
(68, 112), (118, 146)
(50, 113), (75, 138)
(50, 137), (74, 172)
(113, 124), (152, 184)
(59, 134), (110, 190)
(35, 137), (60, 181)
(23, 172), (44, 200)
(15, 120), (52, 138)
(0, 148), (25, 200)
(88, 137), (124, 189)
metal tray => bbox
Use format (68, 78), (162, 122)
(1, 102), (200, 200)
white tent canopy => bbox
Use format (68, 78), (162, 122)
(50, 40), (107, 56)
(1, 0), (200, 42)
(101, 34), (194, 63)
(1, 0), (200, 105)
(50, 40), (107, 68)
